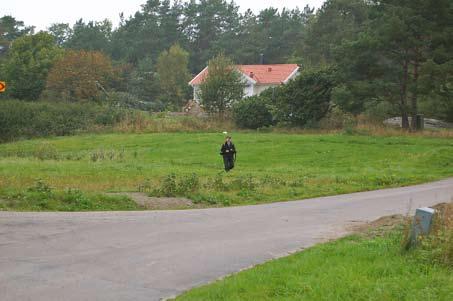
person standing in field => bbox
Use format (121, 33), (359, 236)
(220, 136), (236, 172)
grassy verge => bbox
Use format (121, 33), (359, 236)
(0, 133), (452, 208)
(0, 180), (142, 212)
(174, 214), (453, 301)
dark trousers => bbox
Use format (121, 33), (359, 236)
(223, 155), (235, 171)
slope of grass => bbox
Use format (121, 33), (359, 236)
(0, 132), (452, 207)
(173, 228), (453, 301)
(0, 181), (142, 212)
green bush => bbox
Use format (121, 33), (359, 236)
(233, 96), (273, 129)
(153, 173), (200, 197)
(107, 91), (164, 112)
(319, 106), (356, 129)
(272, 68), (336, 127)
(0, 99), (126, 142)
(363, 100), (398, 122)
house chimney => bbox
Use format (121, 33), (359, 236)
(249, 72), (254, 78)
(259, 53), (264, 64)
(268, 67), (272, 72)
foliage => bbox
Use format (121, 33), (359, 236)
(47, 23), (73, 46)
(45, 49), (115, 101)
(199, 53), (244, 115)
(0, 16), (33, 58)
(0, 99), (125, 142)
(108, 91), (162, 111)
(65, 19), (112, 53)
(153, 173), (200, 197)
(335, 0), (453, 129)
(110, 0), (183, 64)
(235, 7), (313, 66)
(318, 106), (356, 130)
(126, 56), (160, 103)
(2, 32), (61, 100)
(233, 96), (273, 129)
(1, 0), (450, 125)
(156, 44), (191, 109)
(419, 94), (453, 123)
(272, 68), (336, 127)
(106, 0), (311, 73)
(298, 0), (369, 67)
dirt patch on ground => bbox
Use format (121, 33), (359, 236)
(431, 202), (453, 212)
(349, 202), (453, 238)
(348, 214), (408, 238)
(109, 192), (205, 210)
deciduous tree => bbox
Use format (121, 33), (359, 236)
(199, 53), (244, 115)
(156, 44), (191, 109)
(2, 32), (61, 100)
(46, 50), (114, 101)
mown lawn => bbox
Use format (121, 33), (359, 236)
(173, 229), (453, 301)
(0, 132), (452, 208)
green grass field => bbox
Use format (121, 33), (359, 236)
(172, 228), (453, 301)
(0, 132), (452, 209)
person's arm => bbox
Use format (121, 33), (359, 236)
(220, 144), (225, 155)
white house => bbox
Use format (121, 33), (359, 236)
(188, 64), (300, 101)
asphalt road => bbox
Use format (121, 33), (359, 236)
(1, 178), (453, 301)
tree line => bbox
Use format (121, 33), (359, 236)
(0, 0), (452, 129)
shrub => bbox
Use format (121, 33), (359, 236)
(153, 173), (200, 197)
(363, 100), (398, 122)
(319, 106), (356, 130)
(107, 91), (163, 111)
(0, 99), (126, 142)
(233, 96), (273, 129)
(272, 68), (336, 127)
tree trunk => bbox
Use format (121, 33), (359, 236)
(410, 58), (419, 130)
(400, 58), (410, 129)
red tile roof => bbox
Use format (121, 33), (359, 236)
(189, 64), (299, 86)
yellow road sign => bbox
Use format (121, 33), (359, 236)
(0, 81), (5, 92)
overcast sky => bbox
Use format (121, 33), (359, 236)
(3, 0), (325, 31)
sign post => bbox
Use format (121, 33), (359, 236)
(0, 81), (5, 93)
(410, 207), (435, 247)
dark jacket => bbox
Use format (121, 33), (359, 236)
(220, 142), (236, 157)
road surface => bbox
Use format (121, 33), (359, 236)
(1, 178), (453, 301)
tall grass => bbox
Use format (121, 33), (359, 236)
(403, 203), (453, 267)
(0, 180), (142, 212)
(114, 112), (235, 133)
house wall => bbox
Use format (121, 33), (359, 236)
(193, 84), (278, 100)
(244, 84), (254, 97)
(193, 85), (201, 101)
(253, 84), (278, 96)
